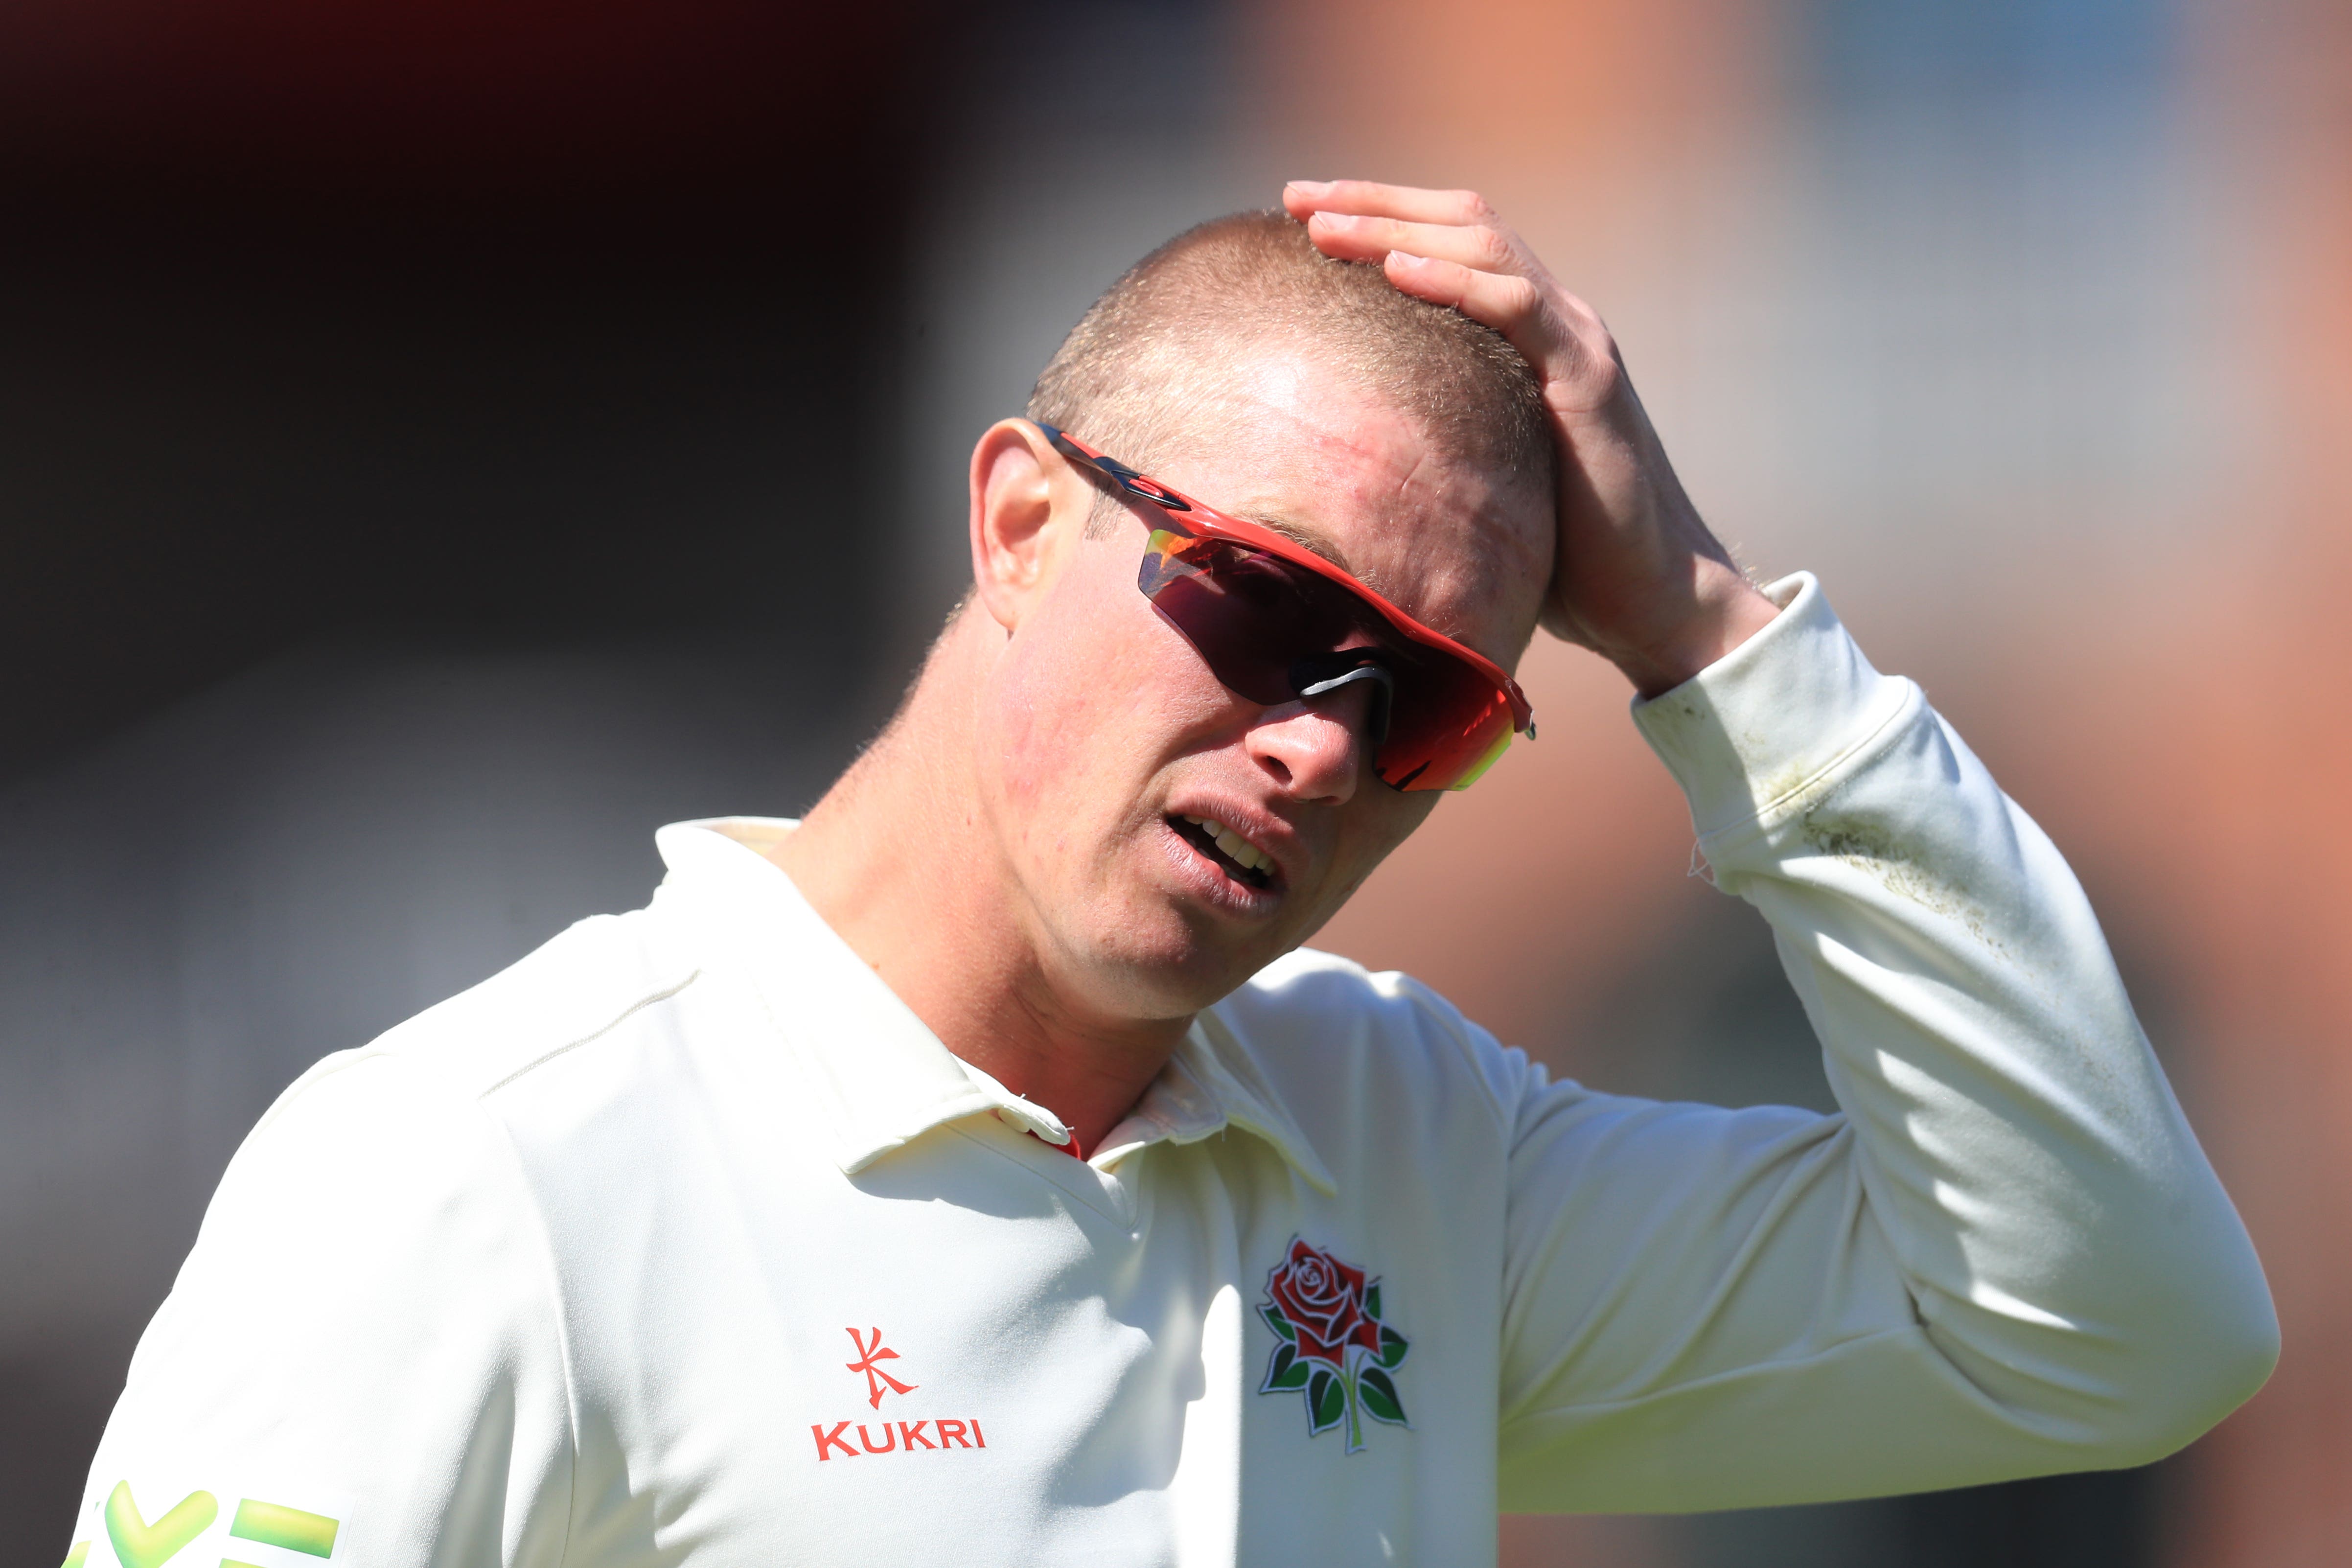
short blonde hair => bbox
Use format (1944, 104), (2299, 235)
(1027, 210), (1553, 536)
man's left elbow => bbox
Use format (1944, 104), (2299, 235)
(2102, 1289), (2281, 1466)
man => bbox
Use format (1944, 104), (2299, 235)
(69, 182), (2274, 1566)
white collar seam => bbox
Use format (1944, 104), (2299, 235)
(649, 822), (1334, 1191)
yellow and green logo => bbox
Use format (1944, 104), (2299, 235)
(103, 1485), (214, 1568)
(226, 1499), (339, 1560)
(64, 1484), (340, 1568)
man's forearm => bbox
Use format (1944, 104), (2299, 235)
(1640, 572), (2278, 1453)
(1495, 573), (2273, 1513)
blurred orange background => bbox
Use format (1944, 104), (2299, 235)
(1268, 1), (2352, 1563)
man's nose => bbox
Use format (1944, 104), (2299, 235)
(1245, 686), (1371, 805)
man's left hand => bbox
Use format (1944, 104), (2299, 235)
(1283, 180), (1778, 698)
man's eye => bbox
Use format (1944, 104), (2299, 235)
(1222, 563), (1297, 609)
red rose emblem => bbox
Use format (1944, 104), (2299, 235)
(1266, 1239), (1384, 1366)
(1256, 1237), (1412, 1453)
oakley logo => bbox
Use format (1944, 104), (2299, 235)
(845, 1326), (917, 1408)
(1117, 473), (1192, 511)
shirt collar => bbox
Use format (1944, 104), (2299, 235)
(646, 818), (1336, 1195)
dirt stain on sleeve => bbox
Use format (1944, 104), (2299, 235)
(1799, 807), (2006, 958)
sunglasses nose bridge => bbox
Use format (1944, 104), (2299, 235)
(1290, 657), (1395, 751)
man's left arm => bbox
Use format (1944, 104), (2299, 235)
(1493, 568), (2275, 1508)
(1289, 179), (2278, 1505)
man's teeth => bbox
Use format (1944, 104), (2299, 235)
(1181, 815), (1270, 874)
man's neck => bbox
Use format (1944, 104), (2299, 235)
(771, 614), (1188, 1156)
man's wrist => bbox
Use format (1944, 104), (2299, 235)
(1632, 573), (1907, 842)
(1610, 570), (1783, 700)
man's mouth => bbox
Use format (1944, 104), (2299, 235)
(1168, 813), (1276, 890)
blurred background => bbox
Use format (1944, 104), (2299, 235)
(3, 0), (2344, 1564)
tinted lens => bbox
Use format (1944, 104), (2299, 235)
(1141, 530), (1362, 705)
(1372, 654), (1516, 791)
(1141, 530), (1514, 791)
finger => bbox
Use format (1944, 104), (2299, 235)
(1381, 251), (1587, 379)
(1304, 210), (1519, 274)
(1281, 179), (1492, 228)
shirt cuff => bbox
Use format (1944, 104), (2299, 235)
(1629, 572), (1913, 842)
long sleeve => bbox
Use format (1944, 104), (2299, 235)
(1492, 573), (2277, 1513)
(63, 1051), (576, 1568)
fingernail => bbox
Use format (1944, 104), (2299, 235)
(1388, 250), (1429, 266)
(1287, 180), (1334, 198)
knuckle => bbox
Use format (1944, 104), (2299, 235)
(1575, 306), (1622, 358)
(1584, 351), (1624, 399)
(1557, 329), (1624, 400)
(1453, 189), (1498, 223)
(1466, 225), (1513, 269)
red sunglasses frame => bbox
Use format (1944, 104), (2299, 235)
(1035, 420), (1536, 746)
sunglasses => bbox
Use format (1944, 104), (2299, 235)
(1038, 423), (1534, 792)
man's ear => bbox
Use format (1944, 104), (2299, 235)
(969, 418), (1090, 632)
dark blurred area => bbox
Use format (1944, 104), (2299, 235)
(0, 0), (935, 772)
(1, 0), (945, 1545)
(8, 1), (2347, 1566)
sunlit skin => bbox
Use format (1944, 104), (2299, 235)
(778, 182), (1779, 1154)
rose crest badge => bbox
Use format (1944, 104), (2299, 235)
(1255, 1237), (1409, 1453)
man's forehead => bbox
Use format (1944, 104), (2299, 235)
(1225, 506), (1367, 583)
(1153, 357), (1551, 651)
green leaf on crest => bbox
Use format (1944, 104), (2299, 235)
(1359, 1366), (1409, 1426)
(1259, 1303), (1295, 1342)
(1365, 1282), (1382, 1320)
(1378, 1325), (1409, 1369)
(1307, 1368), (1345, 1434)
(1262, 1343), (1311, 1391)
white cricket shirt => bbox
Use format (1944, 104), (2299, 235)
(69, 575), (2276, 1568)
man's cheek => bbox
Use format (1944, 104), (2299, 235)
(1314, 805), (1430, 913)
(991, 671), (1074, 819)
(990, 632), (1131, 824)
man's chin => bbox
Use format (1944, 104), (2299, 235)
(1061, 905), (1291, 1023)
(1025, 832), (1310, 1020)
